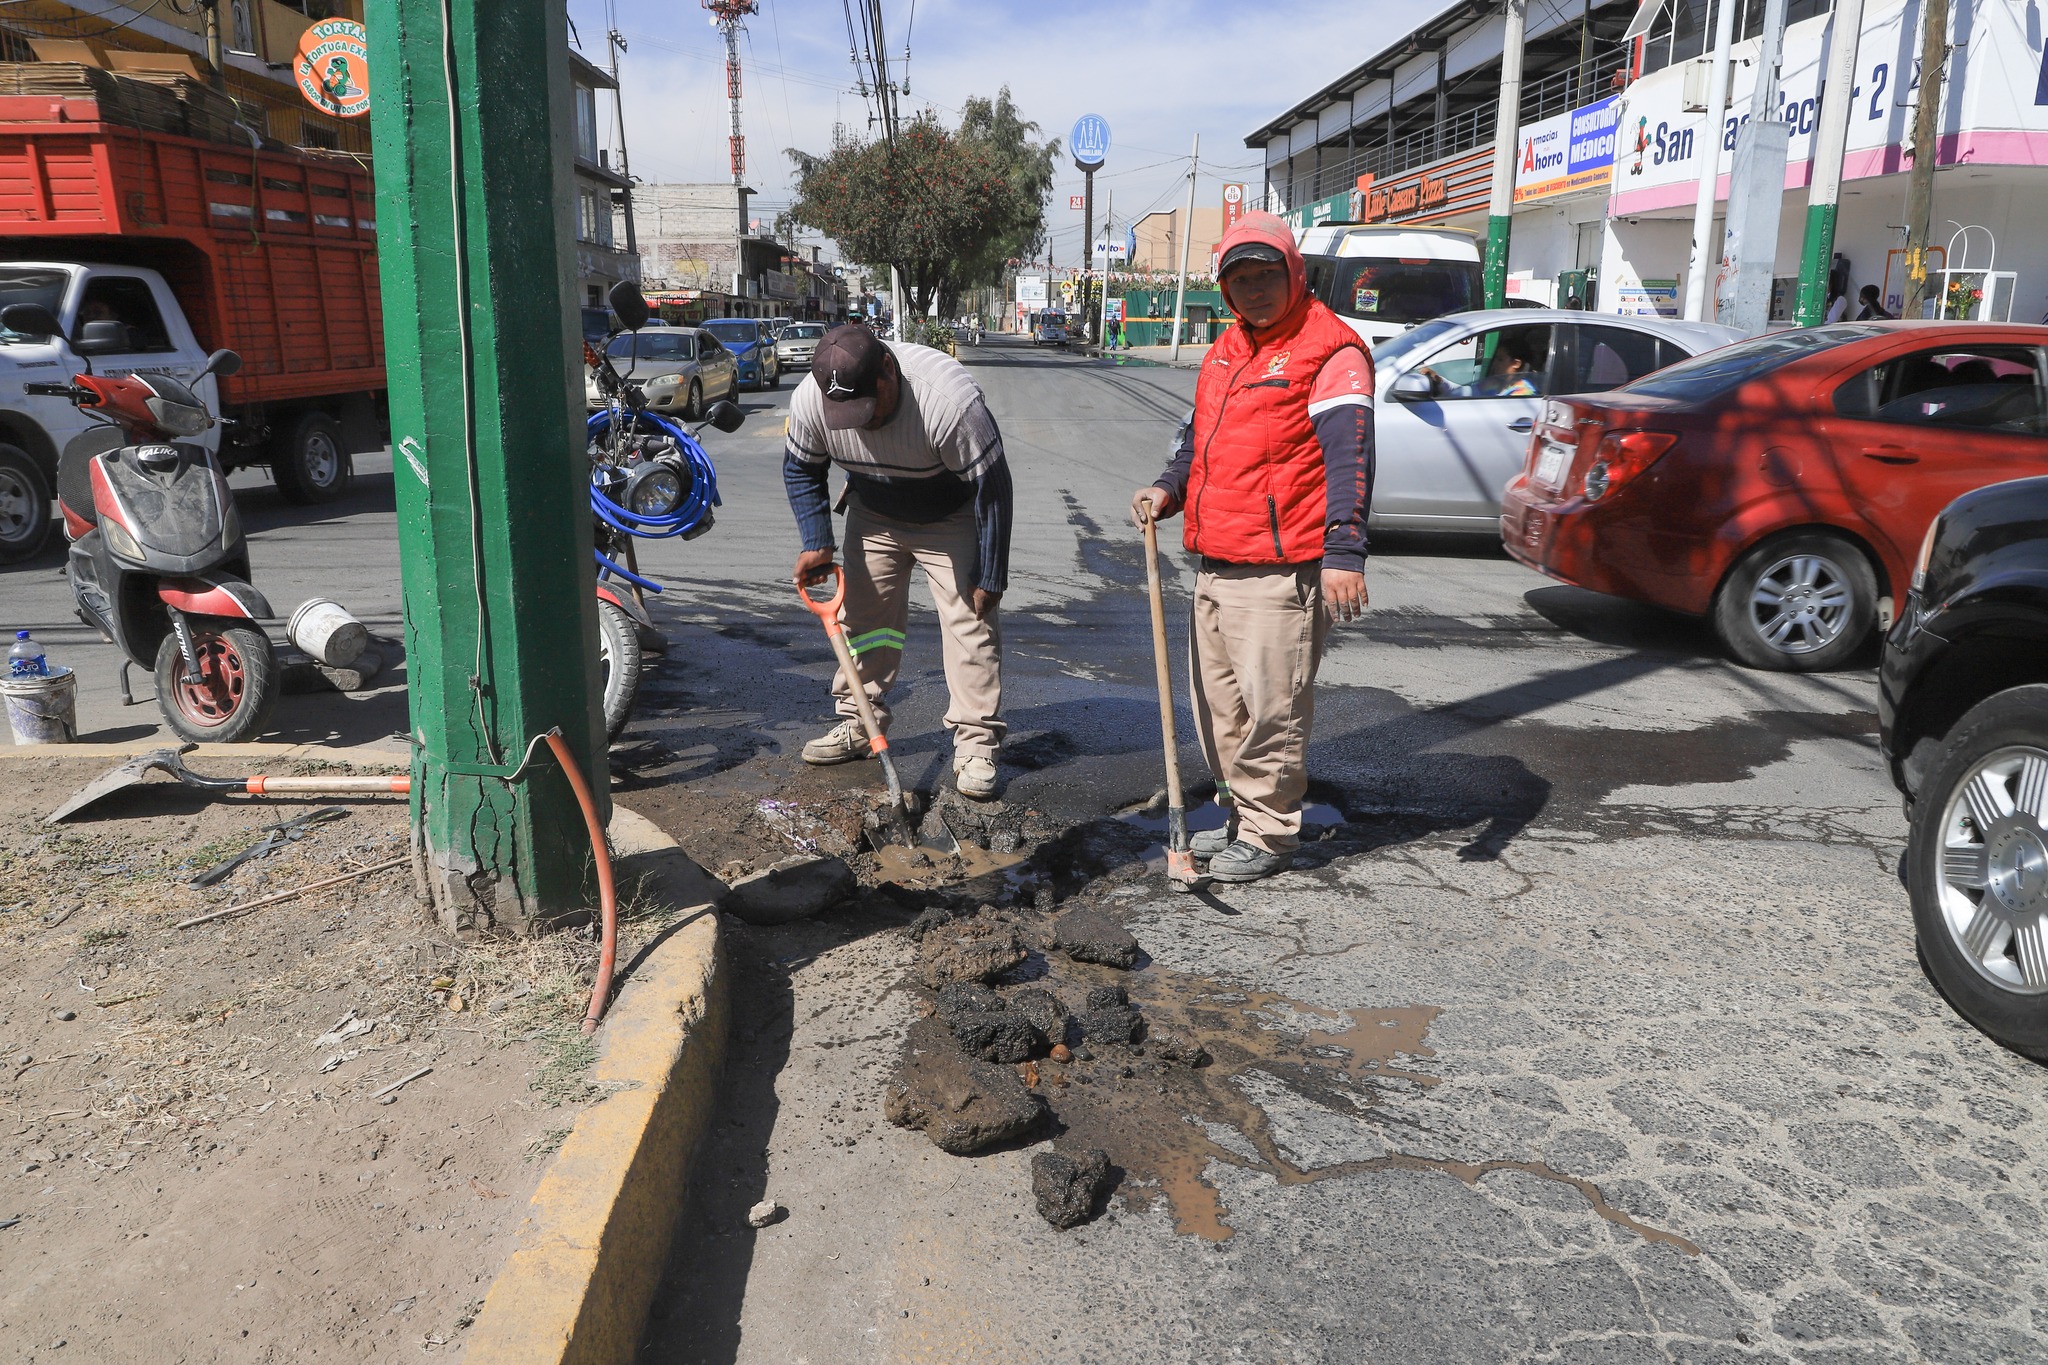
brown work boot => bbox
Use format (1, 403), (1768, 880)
(801, 719), (873, 766)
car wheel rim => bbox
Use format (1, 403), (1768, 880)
(0, 467), (32, 543)
(175, 632), (247, 726)
(303, 432), (340, 489)
(1936, 745), (2048, 995)
(1747, 553), (1853, 655)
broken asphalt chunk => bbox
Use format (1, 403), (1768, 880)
(884, 1018), (1046, 1154)
(721, 854), (856, 926)
(1030, 1147), (1111, 1229)
(917, 916), (1027, 988)
(1050, 908), (1140, 969)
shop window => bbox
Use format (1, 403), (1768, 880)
(77, 276), (173, 353)
(1834, 345), (2048, 434)
(1416, 325), (1556, 400)
(575, 86), (599, 165)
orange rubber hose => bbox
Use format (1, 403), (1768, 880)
(544, 731), (618, 1034)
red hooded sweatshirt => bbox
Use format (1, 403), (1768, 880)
(1153, 210), (1374, 570)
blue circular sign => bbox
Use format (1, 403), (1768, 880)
(1069, 113), (1111, 167)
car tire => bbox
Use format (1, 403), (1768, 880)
(1908, 684), (2048, 1059)
(272, 411), (351, 505)
(683, 380), (704, 421)
(764, 356), (779, 389)
(1711, 531), (1877, 672)
(155, 620), (280, 743)
(0, 443), (55, 565)
(596, 598), (642, 743)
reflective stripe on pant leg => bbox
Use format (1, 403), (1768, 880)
(834, 503), (911, 732)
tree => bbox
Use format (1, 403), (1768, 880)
(785, 89), (1056, 319)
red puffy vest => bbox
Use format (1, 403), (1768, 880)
(1182, 296), (1361, 564)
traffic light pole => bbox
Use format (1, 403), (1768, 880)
(368, 0), (607, 934)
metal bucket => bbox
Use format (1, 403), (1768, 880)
(288, 598), (369, 668)
(3, 665), (78, 745)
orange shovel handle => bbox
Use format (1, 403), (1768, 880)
(796, 562), (847, 630)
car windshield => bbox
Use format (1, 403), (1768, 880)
(0, 267), (71, 341)
(606, 332), (695, 362)
(1323, 258), (1481, 325)
(1370, 318), (1464, 369)
(1619, 326), (1862, 400)
(783, 324), (826, 340)
(703, 321), (757, 344)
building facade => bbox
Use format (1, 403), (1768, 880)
(567, 46), (638, 315)
(1130, 206), (1225, 275)
(630, 182), (846, 321)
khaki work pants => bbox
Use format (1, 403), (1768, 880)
(832, 499), (1004, 761)
(1189, 561), (1330, 853)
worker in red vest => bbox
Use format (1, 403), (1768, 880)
(1130, 209), (1373, 883)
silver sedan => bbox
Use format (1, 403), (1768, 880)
(1365, 308), (1741, 529)
(587, 326), (739, 419)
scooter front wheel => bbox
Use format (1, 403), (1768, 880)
(155, 621), (281, 743)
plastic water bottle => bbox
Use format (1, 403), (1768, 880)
(9, 630), (48, 678)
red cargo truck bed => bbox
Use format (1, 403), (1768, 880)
(0, 98), (383, 408)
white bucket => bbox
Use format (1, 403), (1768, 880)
(288, 598), (369, 668)
(3, 665), (78, 745)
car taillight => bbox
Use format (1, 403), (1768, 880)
(1583, 431), (1678, 501)
(1912, 515), (1943, 594)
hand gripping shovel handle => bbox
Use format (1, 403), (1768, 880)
(1139, 509), (1198, 888)
(798, 565), (917, 841)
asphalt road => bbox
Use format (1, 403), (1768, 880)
(12, 335), (2045, 1362)
(629, 336), (2048, 1365)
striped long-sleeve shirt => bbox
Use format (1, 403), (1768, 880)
(783, 341), (1013, 593)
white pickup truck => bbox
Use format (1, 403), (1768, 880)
(0, 263), (229, 562)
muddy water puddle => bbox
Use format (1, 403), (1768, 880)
(1031, 955), (1694, 1253)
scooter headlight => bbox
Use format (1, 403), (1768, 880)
(625, 462), (684, 517)
(144, 395), (213, 437)
(103, 518), (143, 560)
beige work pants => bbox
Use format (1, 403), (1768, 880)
(833, 499), (1004, 761)
(1189, 561), (1330, 853)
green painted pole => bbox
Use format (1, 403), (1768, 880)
(1482, 0), (1528, 309)
(368, 0), (607, 934)
(1793, 0), (1867, 325)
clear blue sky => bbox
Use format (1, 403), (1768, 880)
(567, 0), (1439, 262)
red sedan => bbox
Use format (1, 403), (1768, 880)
(1501, 322), (2048, 670)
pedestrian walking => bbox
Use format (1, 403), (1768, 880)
(1129, 210), (1373, 883)
(785, 325), (1013, 799)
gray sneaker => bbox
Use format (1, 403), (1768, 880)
(1205, 840), (1294, 883)
(801, 719), (873, 766)
(1190, 821), (1237, 858)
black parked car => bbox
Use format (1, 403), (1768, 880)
(1880, 474), (2048, 1058)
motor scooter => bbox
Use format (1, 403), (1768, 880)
(2, 302), (277, 743)
(582, 280), (742, 741)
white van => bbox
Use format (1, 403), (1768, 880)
(1298, 225), (1484, 349)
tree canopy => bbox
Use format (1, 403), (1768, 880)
(784, 89), (1056, 317)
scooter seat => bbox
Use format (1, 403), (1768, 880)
(56, 428), (119, 530)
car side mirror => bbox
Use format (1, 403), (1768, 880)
(0, 303), (63, 340)
(607, 280), (650, 332)
(1390, 371), (1434, 402)
(706, 400), (744, 433)
(203, 348), (242, 378)
(74, 320), (133, 355)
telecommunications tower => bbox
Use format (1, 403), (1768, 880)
(703, 0), (759, 239)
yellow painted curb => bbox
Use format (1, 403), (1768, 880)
(464, 805), (729, 1365)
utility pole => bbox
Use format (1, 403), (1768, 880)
(704, 1), (758, 300)
(1080, 168), (1096, 342)
(1682, 0), (1737, 321)
(1170, 132), (1200, 361)
(200, 0), (227, 94)
(366, 0), (605, 932)
(1482, 0), (1528, 308)
(1794, 0), (1867, 325)
(1901, 0), (1951, 319)
(605, 26), (638, 257)
(1716, 0), (1792, 334)
(1099, 189), (1113, 352)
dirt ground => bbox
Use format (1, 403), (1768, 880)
(0, 754), (647, 1363)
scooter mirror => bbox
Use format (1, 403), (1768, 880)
(203, 348), (243, 378)
(1, 303), (64, 340)
(607, 280), (651, 332)
(706, 400), (745, 433)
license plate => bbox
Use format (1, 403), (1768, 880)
(1534, 440), (1570, 488)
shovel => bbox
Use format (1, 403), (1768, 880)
(1138, 508), (1200, 890)
(48, 745), (410, 824)
(795, 564), (945, 853)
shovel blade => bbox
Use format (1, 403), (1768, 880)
(46, 746), (194, 824)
